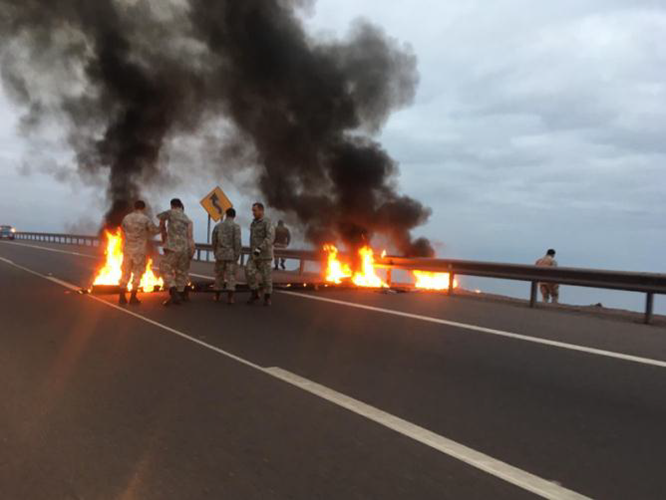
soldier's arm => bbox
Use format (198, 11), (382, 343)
(286, 228), (291, 246)
(259, 222), (275, 252)
(187, 220), (195, 254)
(234, 225), (242, 259)
(145, 216), (160, 235)
(156, 210), (168, 243)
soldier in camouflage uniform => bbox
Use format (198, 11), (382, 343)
(536, 249), (559, 303)
(157, 198), (195, 306)
(246, 202), (275, 306)
(119, 200), (160, 305)
(212, 207), (241, 304)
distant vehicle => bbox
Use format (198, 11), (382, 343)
(0, 225), (16, 240)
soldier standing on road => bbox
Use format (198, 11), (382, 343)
(212, 207), (241, 304)
(246, 202), (275, 306)
(119, 200), (160, 306)
(536, 249), (559, 303)
(273, 220), (291, 270)
(158, 198), (195, 306)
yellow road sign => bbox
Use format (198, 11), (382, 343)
(200, 186), (233, 222)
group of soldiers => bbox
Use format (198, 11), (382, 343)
(118, 198), (281, 307)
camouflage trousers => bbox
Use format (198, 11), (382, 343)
(214, 260), (237, 291)
(162, 250), (191, 292)
(246, 258), (272, 294)
(120, 254), (147, 290)
(540, 282), (560, 303)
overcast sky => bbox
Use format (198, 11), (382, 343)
(1, 1), (664, 310)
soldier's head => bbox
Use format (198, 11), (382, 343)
(226, 207), (236, 219)
(170, 198), (184, 211)
(277, 220), (284, 227)
(252, 202), (264, 220)
(134, 200), (146, 212)
(547, 249), (556, 256)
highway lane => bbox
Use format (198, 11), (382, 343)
(0, 253), (532, 499)
(3, 240), (666, 498)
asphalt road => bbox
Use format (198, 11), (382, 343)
(2, 240), (666, 499)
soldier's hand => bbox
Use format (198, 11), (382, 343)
(253, 248), (261, 257)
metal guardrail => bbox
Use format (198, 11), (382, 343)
(13, 232), (316, 275)
(377, 256), (666, 324)
(11, 231), (666, 324)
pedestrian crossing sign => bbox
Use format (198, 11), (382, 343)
(200, 186), (233, 222)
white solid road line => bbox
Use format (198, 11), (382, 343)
(0, 240), (97, 259)
(0, 256), (588, 500)
(266, 367), (587, 500)
(6, 242), (666, 369)
(278, 291), (666, 369)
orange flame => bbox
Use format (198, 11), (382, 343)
(93, 229), (164, 292)
(413, 270), (458, 291)
(323, 244), (387, 288)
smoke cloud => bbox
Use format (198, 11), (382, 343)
(0, 0), (434, 256)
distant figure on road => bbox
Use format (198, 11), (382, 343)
(212, 207), (241, 304)
(246, 202), (275, 306)
(536, 249), (559, 303)
(119, 200), (159, 306)
(158, 198), (195, 306)
(273, 220), (291, 270)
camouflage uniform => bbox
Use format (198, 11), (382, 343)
(157, 208), (194, 292)
(212, 218), (241, 291)
(535, 254), (559, 303)
(119, 211), (159, 290)
(246, 216), (275, 294)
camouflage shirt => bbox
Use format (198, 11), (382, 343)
(121, 211), (159, 258)
(250, 216), (275, 260)
(212, 218), (241, 262)
(157, 208), (193, 253)
(535, 255), (558, 267)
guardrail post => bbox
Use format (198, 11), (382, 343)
(645, 292), (654, 325)
(530, 281), (538, 308)
(298, 259), (305, 275)
(196, 249), (201, 261)
(448, 273), (455, 295)
(386, 268), (392, 287)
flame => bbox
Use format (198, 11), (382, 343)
(323, 244), (387, 288)
(93, 229), (164, 292)
(413, 270), (458, 291)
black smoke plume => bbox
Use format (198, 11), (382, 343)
(0, 0), (434, 256)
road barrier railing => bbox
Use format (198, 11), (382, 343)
(11, 231), (666, 324)
(377, 256), (666, 324)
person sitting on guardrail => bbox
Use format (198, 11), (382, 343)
(212, 207), (241, 304)
(273, 220), (291, 270)
(535, 249), (559, 304)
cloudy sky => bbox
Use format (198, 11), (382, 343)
(1, 0), (664, 311)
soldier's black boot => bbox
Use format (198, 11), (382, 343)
(246, 289), (259, 305)
(227, 291), (235, 305)
(180, 288), (190, 303)
(264, 293), (272, 306)
(119, 288), (128, 305)
(129, 290), (141, 305)
(214, 291), (221, 302)
(163, 287), (181, 306)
